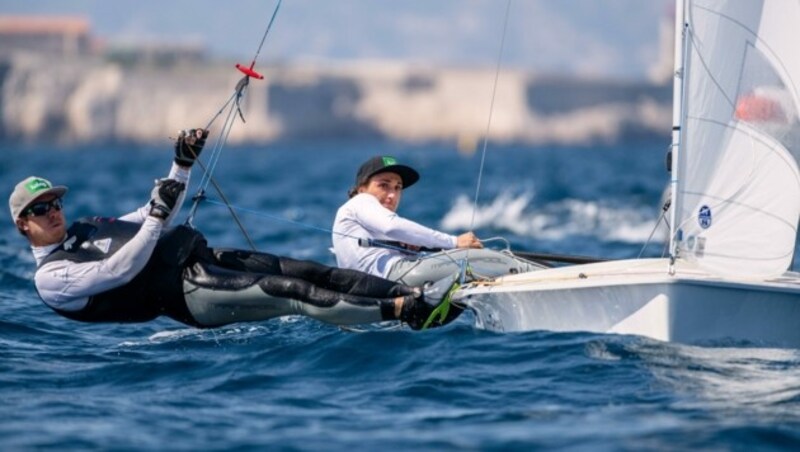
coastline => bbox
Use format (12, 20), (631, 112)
(0, 52), (671, 148)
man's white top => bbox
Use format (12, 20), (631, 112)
(32, 163), (190, 312)
(332, 193), (456, 277)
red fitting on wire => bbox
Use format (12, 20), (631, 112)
(235, 63), (264, 80)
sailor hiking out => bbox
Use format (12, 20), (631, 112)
(10, 129), (457, 330)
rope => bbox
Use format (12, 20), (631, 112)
(446, 0), (512, 279)
(251, 0), (283, 65)
(469, 0), (512, 232)
(185, 77), (255, 249)
(637, 200), (671, 259)
(184, 0), (283, 249)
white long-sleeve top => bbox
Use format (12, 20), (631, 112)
(332, 193), (457, 277)
(33, 163), (190, 312)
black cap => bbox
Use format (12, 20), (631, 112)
(354, 156), (420, 189)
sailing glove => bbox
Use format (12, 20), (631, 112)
(174, 128), (209, 168)
(149, 179), (185, 220)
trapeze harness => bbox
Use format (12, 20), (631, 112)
(37, 218), (411, 328)
(38, 217), (202, 325)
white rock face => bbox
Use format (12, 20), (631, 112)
(0, 53), (670, 146)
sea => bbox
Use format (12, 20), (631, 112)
(2, 140), (800, 450)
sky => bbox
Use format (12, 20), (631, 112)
(0, 0), (671, 79)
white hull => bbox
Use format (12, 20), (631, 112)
(455, 258), (800, 348)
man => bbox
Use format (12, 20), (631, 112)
(11, 131), (452, 330)
(332, 156), (544, 288)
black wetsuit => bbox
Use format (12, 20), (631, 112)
(38, 218), (415, 327)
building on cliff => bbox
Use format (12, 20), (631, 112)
(0, 16), (94, 57)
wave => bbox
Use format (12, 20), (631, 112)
(624, 339), (800, 415)
(440, 191), (667, 244)
(0, 241), (37, 289)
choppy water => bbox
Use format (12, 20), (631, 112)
(2, 141), (800, 450)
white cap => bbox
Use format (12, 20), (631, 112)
(9, 176), (68, 221)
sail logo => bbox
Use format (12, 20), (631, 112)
(698, 205), (712, 229)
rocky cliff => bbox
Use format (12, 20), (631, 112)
(0, 53), (671, 147)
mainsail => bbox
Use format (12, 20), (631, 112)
(674, 0), (800, 278)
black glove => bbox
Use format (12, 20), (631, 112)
(149, 179), (186, 220)
(174, 128), (208, 167)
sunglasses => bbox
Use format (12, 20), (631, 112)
(23, 198), (63, 217)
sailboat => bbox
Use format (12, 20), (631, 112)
(454, 0), (800, 347)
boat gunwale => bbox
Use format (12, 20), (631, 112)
(456, 257), (800, 297)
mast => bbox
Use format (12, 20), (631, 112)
(668, 0), (688, 272)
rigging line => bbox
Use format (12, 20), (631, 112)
(191, 158), (258, 251)
(203, 90), (238, 131)
(660, 216), (671, 258)
(186, 88), (257, 250)
(250, 0), (283, 66)
(638, 205), (670, 259)
(202, 94), (255, 247)
(196, 0), (281, 204)
(203, 89), (244, 192)
(198, 70), (255, 194)
(198, 93), (240, 194)
(469, 0), (512, 234)
(186, 92), (239, 222)
(184, 0), (283, 248)
(637, 144), (674, 259)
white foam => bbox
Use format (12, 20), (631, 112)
(117, 324), (275, 347)
(117, 329), (200, 346)
(148, 328), (204, 342)
(440, 191), (666, 244)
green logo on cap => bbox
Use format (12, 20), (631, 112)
(25, 178), (51, 194)
(381, 156), (397, 167)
